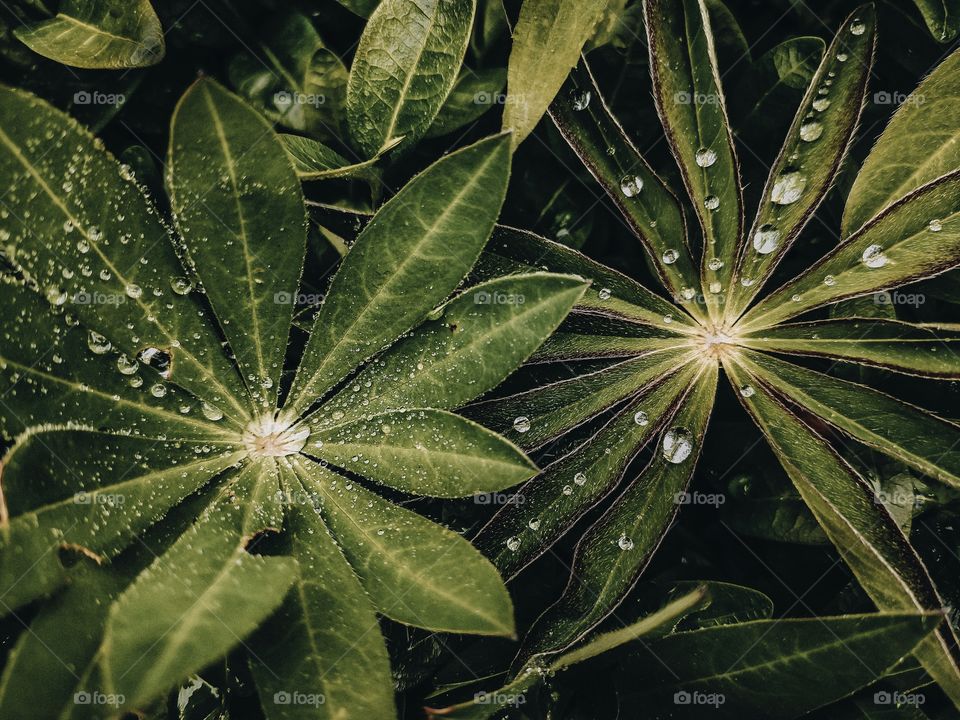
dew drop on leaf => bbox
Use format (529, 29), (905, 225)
(707, 257), (724, 271)
(573, 472), (587, 486)
(598, 287), (612, 300)
(116, 354), (138, 375)
(662, 249), (679, 265)
(704, 195), (720, 211)
(812, 98), (831, 112)
(753, 224), (781, 254)
(87, 331), (112, 354)
(506, 536), (521, 552)
(837, 52), (848, 62)
(929, 219), (943, 232)
(513, 416), (531, 433)
(528, 518), (541, 531)
(617, 534), (634, 550)
(740, 277), (755, 287)
(201, 402), (223, 421)
(823, 274), (836, 286)
(739, 385), (756, 398)
(695, 147), (717, 167)
(799, 119), (823, 142)
(709, 281), (722, 293)
(633, 410), (649, 426)
(662, 427), (694, 464)
(125, 284), (143, 299)
(562, 485), (573, 495)
(861, 244), (888, 268)
(619, 175), (643, 197)
(680, 287), (696, 300)
(850, 18), (866, 35)
(569, 88), (591, 110)
(771, 171), (807, 205)
(150, 383), (167, 398)
(170, 276), (193, 295)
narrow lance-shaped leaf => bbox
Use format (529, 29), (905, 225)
(467, 348), (696, 451)
(346, 0), (476, 156)
(293, 457), (515, 637)
(0, 84), (252, 420)
(14, 0), (164, 69)
(501, 0), (609, 146)
(249, 460), (397, 720)
(474, 364), (701, 579)
(281, 134), (399, 181)
(727, 6), (876, 321)
(741, 169), (960, 331)
(307, 408), (536, 498)
(611, 613), (943, 719)
(305, 272), (588, 426)
(725, 358), (960, 708)
(101, 461), (298, 707)
(738, 36), (826, 130)
(844, 47), (960, 236)
(644, 0), (742, 319)
(517, 363), (717, 663)
(168, 78), (307, 409)
(549, 59), (707, 324)
(738, 351), (960, 490)
(741, 318), (960, 379)
(286, 133), (512, 417)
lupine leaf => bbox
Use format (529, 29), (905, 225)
(14, 0), (164, 69)
(909, 0), (960, 42)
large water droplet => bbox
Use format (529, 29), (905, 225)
(799, 119), (823, 142)
(704, 195), (720, 211)
(929, 219), (943, 232)
(617, 534), (635, 550)
(598, 287), (612, 300)
(574, 472), (587, 486)
(88, 331), (112, 354)
(861, 244), (888, 268)
(125, 284), (143, 300)
(201, 402), (224, 421)
(680, 287), (696, 300)
(634, 410), (649, 426)
(116, 354), (138, 375)
(506, 537), (521, 552)
(570, 88), (591, 111)
(707, 257), (724, 271)
(812, 98), (831, 112)
(850, 18), (866, 35)
(138, 347), (173, 378)
(149, 383), (167, 398)
(739, 385), (756, 398)
(771, 172), (807, 205)
(753, 224), (781, 254)
(695, 147), (717, 168)
(170, 276), (193, 295)
(662, 427), (694, 464)
(662, 249), (679, 265)
(620, 175), (643, 197)
(709, 281), (722, 294)
(513, 416), (531, 433)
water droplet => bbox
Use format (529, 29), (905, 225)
(861, 244), (888, 268)
(45, 285), (67, 306)
(598, 287), (612, 300)
(662, 249), (679, 265)
(709, 281), (722, 293)
(704, 195), (720, 211)
(707, 257), (724, 271)
(663, 314), (673, 324)
(87, 226), (102, 242)
(771, 172), (807, 205)
(528, 519), (541, 531)
(634, 410), (649, 426)
(740, 277), (755, 287)
(513, 416), (531, 433)
(150, 383), (167, 398)
(929, 219), (943, 232)
(574, 472), (587, 486)
(739, 385), (755, 398)
(823, 274), (836, 286)
(662, 427), (694, 464)
(170, 276), (193, 295)
(791, 294), (802, 302)
(562, 485), (573, 495)
(506, 537), (521, 552)
(125, 284), (143, 300)
(620, 175), (643, 197)
(570, 88), (591, 111)
(87, 331), (112, 354)
(850, 18), (866, 35)
(617, 534), (635, 550)
(753, 224), (781, 254)
(138, 347), (173, 378)
(837, 52), (848, 62)
(201, 402), (223, 421)
(116, 354), (138, 375)
(681, 287), (696, 300)
(799, 119), (823, 142)
(812, 98), (831, 112)
(695, 147), (717, 167)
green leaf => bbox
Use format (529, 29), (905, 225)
(292, 457), (515, 636)
(644, 0), (742, 318)
(739, 351), (960, 490)
(741, 318), (960, 379)
(738, 36), (826, 128)
(742, 169), (960, 331)
(228, 11), (348, 138)
(426, 67), (507, 138)
(101, 461), (297, 707)
(725, 358), (960, 707)
(844, 48), (960, 236)
(14, 0), (164, 69)
(0, 84), (252, 421)
(468, 348), (695, 450)
(250, 461), (396, 720)
(280, 133), (399, 181)
(613, 613), (943, 718)
(501, 0), (608, 146)
(726, 497), (829, 545)
(168, 78), (306, 409)
(910, 0), (960, 41)
(346, 0), (476, 156)
(474, 364), (703, 580)
(307, 408), (536, 497)
(727, 7), (875, 321)
(517, 364), (718, 660)
(549, 59), (706, 324)
(286, 133), (512, 417)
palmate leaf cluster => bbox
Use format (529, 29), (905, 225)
(1, 0), (960, 719)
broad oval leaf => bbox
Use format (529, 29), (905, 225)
(14, 0), (164, 69)
(346, 0), (476, 156)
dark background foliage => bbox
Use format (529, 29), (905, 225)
(1, 0), (959, 717)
